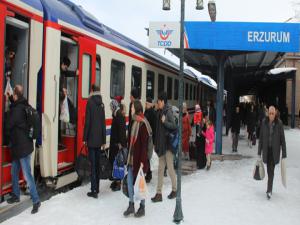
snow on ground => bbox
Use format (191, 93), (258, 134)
(2, 128), (300, 225)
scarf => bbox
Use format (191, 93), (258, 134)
(127, 113), (152, 166)
(110, 99), (120, 117)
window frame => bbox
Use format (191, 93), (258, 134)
(185, 82), (189, 100)
(81, 54), (92, 99)
(110, 59), (125, 99)
(174, 79), (179, 100)
(167, 77), (173, 100)
(146, 70), (155, 99)
(95, 55), (101, 89)
(131, 66), (142, 99)
(158, 74), (165, 96)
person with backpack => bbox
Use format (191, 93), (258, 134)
(83, 84), (106, 199)
(109, 98), (127, 191)
(6, 85), (41, 214)
(123, 100), (151, 218)
(151, 92), (177, 203)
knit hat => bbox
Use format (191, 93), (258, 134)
(114, 96), (123, 104)
(110, 99), (120, 113)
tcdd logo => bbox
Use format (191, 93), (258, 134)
(156, 24), (173, 47)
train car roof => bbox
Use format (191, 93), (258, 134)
(20, 0), (43, 12)
(39, 0), (198, 81)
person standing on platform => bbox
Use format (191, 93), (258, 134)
(230, 106), (241, 153)
(182, 102), (192, 160)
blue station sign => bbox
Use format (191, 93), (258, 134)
(184, 22), (300, 53)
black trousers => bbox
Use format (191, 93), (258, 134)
(89, 147), (100, 193)
(267, 147), (275, 193)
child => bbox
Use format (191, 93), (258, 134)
(182, 103), (192, 160)
(202, 120), (214, 170)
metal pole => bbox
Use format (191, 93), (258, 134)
(291, 71), (296, 128)
(173, 0), (184, 223)
(215, 55), (226, 155)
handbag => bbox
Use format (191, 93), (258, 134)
(99, 150), (112, 180)
(75, 145), (91, 180)
(60, 96), (70, 123)
(134, 166), (148, 201)
(253, 159), (265, 180)
(168, 129), (179, 154)
(122, 174), (129, 198)
(112, 159), (125, 180)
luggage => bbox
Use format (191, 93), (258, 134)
(115, 148), (128, 167)
(24, 104), (41, 139)
(75, 145), (90, 180)
(253, 159), (265, 180)
(99, 150), (112, 180)
(122, 174), (129, 198)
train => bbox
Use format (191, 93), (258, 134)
(0, 0), (218, 199)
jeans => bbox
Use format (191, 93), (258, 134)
(88, 148), (100, 193)
(127, 166), (145, 205)
(12, 154), (40, 204)
(232, 132), (239, 151)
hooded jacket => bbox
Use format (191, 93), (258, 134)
(83, 92), (106, 148)
(8, 97), (33, 160)
(155, 103), (177, 157)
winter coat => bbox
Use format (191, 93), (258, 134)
(8, 97), (33, 160)
(144, 107), (157, 143)
(258, 118), (287, 165)
(109, 109), (127, 165)
(182, 113), (192, 153)
(193, 111), (202, 125)
(131, 121), (150, 178)
(247, 111), (256, 134)
(230, 112), (241, 134)
(155, 103), (177, 157)
(202, 125), (215, 154)
(83, 92), (106, 148)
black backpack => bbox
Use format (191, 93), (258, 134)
(24, 105), (40, 140)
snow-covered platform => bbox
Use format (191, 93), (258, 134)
(1, 128), (300, 225)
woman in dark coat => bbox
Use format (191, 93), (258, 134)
(109, 99), (127, 191)
(123, 100), (151, 218)
(247, 104), (257, 148)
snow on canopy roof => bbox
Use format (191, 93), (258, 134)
(268, 67), (297, 75)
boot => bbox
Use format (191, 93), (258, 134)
(167, 191), (177, 199)
(31, 201), (41, 214)
(111, 181), (121, 192)
(123, 202), (135, 217)
(134, 203), (145, 218)
(7, 193), (20, 204)
(266, 192), (272, 200)
(151, 193), (162, 202)
(87, 192), (98, 199)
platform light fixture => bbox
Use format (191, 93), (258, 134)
(196, 0), (204, 10)
(163, 0), (171, 10)
(208, 0), (217, 22)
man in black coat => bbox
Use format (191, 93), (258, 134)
(83, 85), (106, 198)
(230, 106), (241, 152)
(144, 97), (157, 183)
(258, 106), (287, 199)
(6, 85), (41, 214)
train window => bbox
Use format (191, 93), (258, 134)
(131, 66), (142, 98)
(194, 85), (196, 100)
(146, 70), (155, 99)
(167, 77), (173, 99)
(174, 79), (179, 100)
(82, 54), (91, 98)
(95, 55), (101, 88)
(111, 60), (125, 98)
(185, 83), (189, 100)
(158, 74), (165, 95)
(190, 84), (193, 100)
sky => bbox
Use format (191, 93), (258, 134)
(71, 0), (299, 70)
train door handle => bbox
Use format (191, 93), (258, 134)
(53, 75), (57, 122)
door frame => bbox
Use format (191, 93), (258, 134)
(77, 37), (96, 156)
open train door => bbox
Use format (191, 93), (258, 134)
(0, 3), (6, 199)
(76, 37), (96, 155)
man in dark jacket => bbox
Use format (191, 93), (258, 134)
(6, 85), (41, 214)
(83, 85), (106, 198)
(247, 104), (257, 148)
(230, 106), (241, 152)
(144, 97), (156, 183)
(258, 106), (287, 199)
(151, 92), (177, 202)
